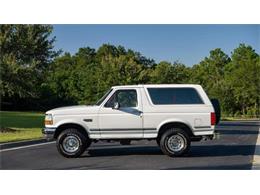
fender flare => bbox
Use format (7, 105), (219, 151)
(156, 118), (194, 136)
(54, 119), (90, 138)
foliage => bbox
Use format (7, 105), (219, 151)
(225, 44), (260, 115)
(0, 25), (59, 99)
(150, 61), (190, 84)
(0, 25), (259, 117)
(45, 44), (154, 106)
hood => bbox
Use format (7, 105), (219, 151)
(46, 105), (99, 115)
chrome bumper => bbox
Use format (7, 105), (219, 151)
(213, 130), (220, 139)
(42, 127), (56, 140)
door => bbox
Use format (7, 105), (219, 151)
(98, 88), (143, 138)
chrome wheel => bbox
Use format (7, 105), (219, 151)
(62, 135), (80, 153)
(167, 134), (185, 152)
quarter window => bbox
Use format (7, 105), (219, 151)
(147, 88), (203, 105)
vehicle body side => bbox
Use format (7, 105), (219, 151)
(44, 84), (215, 140)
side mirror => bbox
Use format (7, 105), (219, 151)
(113, 102), (120, 109)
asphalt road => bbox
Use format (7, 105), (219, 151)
(1, 121), (259, 170)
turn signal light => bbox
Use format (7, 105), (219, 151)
(45, 120), (53, 125)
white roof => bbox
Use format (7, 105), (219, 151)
(112, 84), (201, 88)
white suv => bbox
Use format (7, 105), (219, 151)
(43, 84), (219, 158)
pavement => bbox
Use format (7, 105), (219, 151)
(0, 120), (259, 170)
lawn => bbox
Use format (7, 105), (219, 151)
(0, 111), (45, 143)
(0, 111), (258, 143)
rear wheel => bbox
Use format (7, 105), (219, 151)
(56, 128), (91, 158)
(159, 128), (190, 157)
(156, 138), (160, 146)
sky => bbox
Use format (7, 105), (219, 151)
(52, 25), (259, 66)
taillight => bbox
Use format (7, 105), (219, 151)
(211, 112), (216, 125)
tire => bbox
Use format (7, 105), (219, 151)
(56, 128), (91, 158)
(120, 140), (131, 145)
(156, 138), (160, 146)
(159, 128), (190, 157)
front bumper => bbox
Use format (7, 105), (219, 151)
(42, 127), (56, 140)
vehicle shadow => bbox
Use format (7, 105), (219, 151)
(218, 122), (260, 127)
(189, 144), (257, 157)
(216, 129), (259, 135)
(82, 146), (163, 157)
(164, 164), (252, 170)
(80, 144), (258, 158)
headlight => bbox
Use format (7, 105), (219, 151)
(45, 114), (53, 125)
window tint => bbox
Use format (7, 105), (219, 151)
(105, 90), (137, 108)
(147, 88), (203, 105)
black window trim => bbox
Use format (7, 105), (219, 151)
(146, 87), (205, 106)
(95, 88), (113, 106)
(103, 89), (139, 108)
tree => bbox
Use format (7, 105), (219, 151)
(150, 61), (190, 84)
(189, 48), (231, 114)
(0, 25), (59, 101)
(190, 48), (230, 96)
(1, 30), (259, 117)
(225, 44), (260, 116)
(95, 45), (151, 99)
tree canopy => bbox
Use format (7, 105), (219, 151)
(0, 25), (259, 117)
(0, 24), (59, 101)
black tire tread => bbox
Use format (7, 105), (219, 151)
(56, 128), (91, 158)
(159, 128), (190, 157)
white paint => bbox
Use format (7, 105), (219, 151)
(0, 141), (55, 152)
(252, 126), (260, 170)
(45, 84), (215, 139)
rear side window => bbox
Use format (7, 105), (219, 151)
(147, 87), (204, 105)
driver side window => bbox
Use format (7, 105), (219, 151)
(105, 89), (137, 108)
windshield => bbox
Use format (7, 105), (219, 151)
(95, 88), (113, 106)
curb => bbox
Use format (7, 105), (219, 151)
(0, 139), (53, 150)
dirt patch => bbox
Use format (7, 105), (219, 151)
(0, 127), (18, 133)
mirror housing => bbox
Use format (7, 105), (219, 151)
(113, 102), (120, 109)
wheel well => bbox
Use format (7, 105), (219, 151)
(54, 123), (89, 139)
(157, 122), (194, 141)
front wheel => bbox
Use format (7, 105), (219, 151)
(159, 128), (190, 157)
(56, 128), (91, 158)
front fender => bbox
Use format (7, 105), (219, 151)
(54, 118), (91, 134)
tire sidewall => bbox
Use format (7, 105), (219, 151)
(160, 128), (190, 157)
(57, 129), (87, 158)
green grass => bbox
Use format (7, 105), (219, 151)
(0, 111), (45, 143)
(1, 111), (258, 143)
(221, 116), (260, 121)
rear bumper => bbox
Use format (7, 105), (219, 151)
(42, 127), (56, 140)
(213, 130), (220, 139)
(202, 130), (220, 140)
(191, 130), (220, 141)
